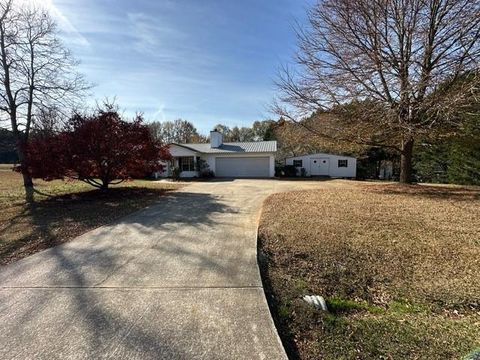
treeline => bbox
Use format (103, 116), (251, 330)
(0, 129), (18, 163)
(147, 119), (277, 144)
(212, 121), (276, 142)
(149, 119), (208, 144)
(414, 115), (480, 185)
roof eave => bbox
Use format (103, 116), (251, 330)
(169, 143), (203, 153)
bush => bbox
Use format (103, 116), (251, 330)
(285, 165), (297, 177)
(276, 165), (298, 177)
(196, 158), (215, 178)
(200, 169), (215, 178)
(171, 167), (181, 181)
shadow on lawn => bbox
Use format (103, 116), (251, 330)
(276, 176), (335, 181)
(0, 187), (174, 264)
(367, 183), (480, 201)
(0, 189), (237, 358)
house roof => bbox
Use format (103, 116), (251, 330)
(285, 152), (356, 159)
(171, 141), (277, 154)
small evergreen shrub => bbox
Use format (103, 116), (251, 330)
(171, 167), (181, 181)
(276, 165), (297, 177)
(196, 158), (215, 178)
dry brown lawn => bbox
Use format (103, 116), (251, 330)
(0, 166), (181, 265)
(259, 181), (480, 360)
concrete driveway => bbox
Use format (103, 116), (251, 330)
(0, 179), (326, 359)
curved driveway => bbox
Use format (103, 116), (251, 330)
(0, 179), (327, 359)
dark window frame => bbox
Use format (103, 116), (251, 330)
(179, 156), (195, 172)
(338, 159), (348, 168)
(293, 159), (303, 167)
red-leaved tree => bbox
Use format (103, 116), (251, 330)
(22, 108), (171, 190)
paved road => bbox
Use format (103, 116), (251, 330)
(0, 179), (327, 359)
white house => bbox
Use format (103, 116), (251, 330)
(285, 153), (357, 178)
(160, 130), (277, 178)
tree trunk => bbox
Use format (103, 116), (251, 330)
(22, 171), (34, 203)
(15, 142), (34, 202)
(100, 180), (109, 190)
(399, 137), (414, 184)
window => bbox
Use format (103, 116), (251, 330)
(179, 157), (195, 171)
(293, 160), (303, 167)
(338, 159), (348, 168)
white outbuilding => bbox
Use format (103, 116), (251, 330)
(285, 153), (357, 178)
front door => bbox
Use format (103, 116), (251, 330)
(310, 158), (329, 176)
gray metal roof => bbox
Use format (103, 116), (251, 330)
(285, 152), (356, 159)
(172, 141), (277, 154)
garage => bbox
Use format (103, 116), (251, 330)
(215, 157), (270, 178)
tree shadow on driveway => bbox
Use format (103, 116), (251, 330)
(0, 190), (245, 359)
(0, 187), (176, 265)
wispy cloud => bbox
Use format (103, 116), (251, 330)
(127, 13), (159, 53)
(151, 104), (167, 122)
(127, 12), (186, 55)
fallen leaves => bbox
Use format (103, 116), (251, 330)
(259, 181), (480, 359)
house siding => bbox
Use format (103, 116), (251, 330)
(286, 153), (357, 178)
(167, 144), (276, 178)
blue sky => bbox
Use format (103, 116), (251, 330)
(43, 0), (313, 134)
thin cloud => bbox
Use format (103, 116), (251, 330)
(151, 104), (167, 122)
(127, 13), (159, 53)
(127, 12), (186, 55)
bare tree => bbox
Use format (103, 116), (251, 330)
(149, 119), (207, 144)
(0, 0), (88, 201)
(275, 0), (480, 183)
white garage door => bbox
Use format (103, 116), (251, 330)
(215, 157), (270, 177)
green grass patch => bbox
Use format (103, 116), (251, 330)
(388, 299), (429, 314)
(278, 304), (291, 320)
(326, 297), (384, 315)
(293, 278), (310, 294)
